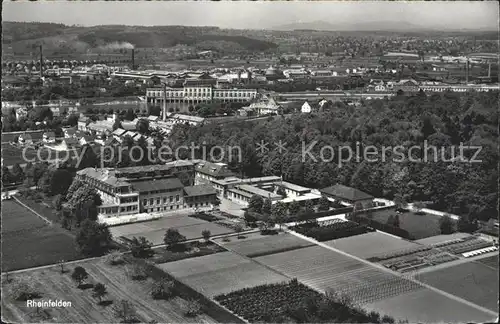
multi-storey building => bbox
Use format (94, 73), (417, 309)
(75, 161), (217, 223)
(146, 85), (258, 119)
(194, 161), (236, 186)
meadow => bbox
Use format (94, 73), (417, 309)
(2, 200), (82, 271)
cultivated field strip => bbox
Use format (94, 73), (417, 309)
(324, 232), (421, 259)
(255, 246), (423, 305)
(158, 252), (289, 297)
(216, 233), (314, 257)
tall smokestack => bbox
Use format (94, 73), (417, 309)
(488, 63), (491, 78)
(162, 83), (167, 121)
(131, 49), (135, 70)
(465, 59), (469, 84)
(39, 45), (43, 77)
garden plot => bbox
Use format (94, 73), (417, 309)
(255, 246), (423, 305)
(415, 232), (472, 246)
(213, 232), (314, 257)
(365, 288), (495, 323)
(158, 252), (288, 297)
(418, 261), (499, 312)
(324, 232), (421, 259)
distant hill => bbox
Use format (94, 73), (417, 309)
(271, 20), (435, 32)
(272, 20), (498, 32)
(2, 22), (278, 56)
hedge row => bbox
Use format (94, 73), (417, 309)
(356, 216), (412, 239)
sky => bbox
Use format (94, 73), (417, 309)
(2, 1), (499, 31)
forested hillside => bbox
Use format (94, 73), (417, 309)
(169, 92), (499, 221)
(2, 22), (278, 55)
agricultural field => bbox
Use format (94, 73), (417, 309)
(213, 232), (314, 258)
(324, 232), (421, 259)
(418, 261), (499, 312)
(110, 214), (234, 245)
(415, 232), (472, 246)
(476, 254), (499, 269)
(365, 287), (496, 323)
(1, 259), (219, 323)
(254, 245), (423, 305)
(215, 280), (396, 324)
(2, 200), (82, 271)
(1, 130), (45, 143)
(1, 143), (49, 166)
(158, 252), (289, 297)
(369, 209), (442, 239)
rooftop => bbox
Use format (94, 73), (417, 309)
(132, 178), (184, 193)
(238, 184), (282, 199)
(320, 184), (374, 201)
(77, 168), (130, 187)
(184, 184), (217, 197)
(279, 181), (311, 193)
(196, 161), (235, 178)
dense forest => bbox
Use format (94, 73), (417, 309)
(169, 91), (499, 222)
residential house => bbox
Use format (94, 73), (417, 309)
(15, 107), (28, 121)
(77, 115), (90, 131)
(79, 135), (95, 146)
(394, 79), (419, 93)
(245, 95), (281, 116)
(301, 101), (312, 113)
(42, 131), (56, 144)
(18, 133), (33, 145)
(170, 114), (205, 126)
(50, 107), (61, 117)
(62, 138), (79, 150)
(112, 128), (127, 142)
(63, 127), (77, 138)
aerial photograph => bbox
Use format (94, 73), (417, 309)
(1, 1), (499, 323)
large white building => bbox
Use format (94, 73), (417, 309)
(75, 161), (218, 224)
(146, 85), (258, 120)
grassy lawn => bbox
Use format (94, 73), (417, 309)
(1, 258), (220, 323)
(369, 208), (442, 239)
(16, 195), (61, 224)
(1, 144), (49, 166)
(213, 232), (314, 258)
(2, 200), (82, 271)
